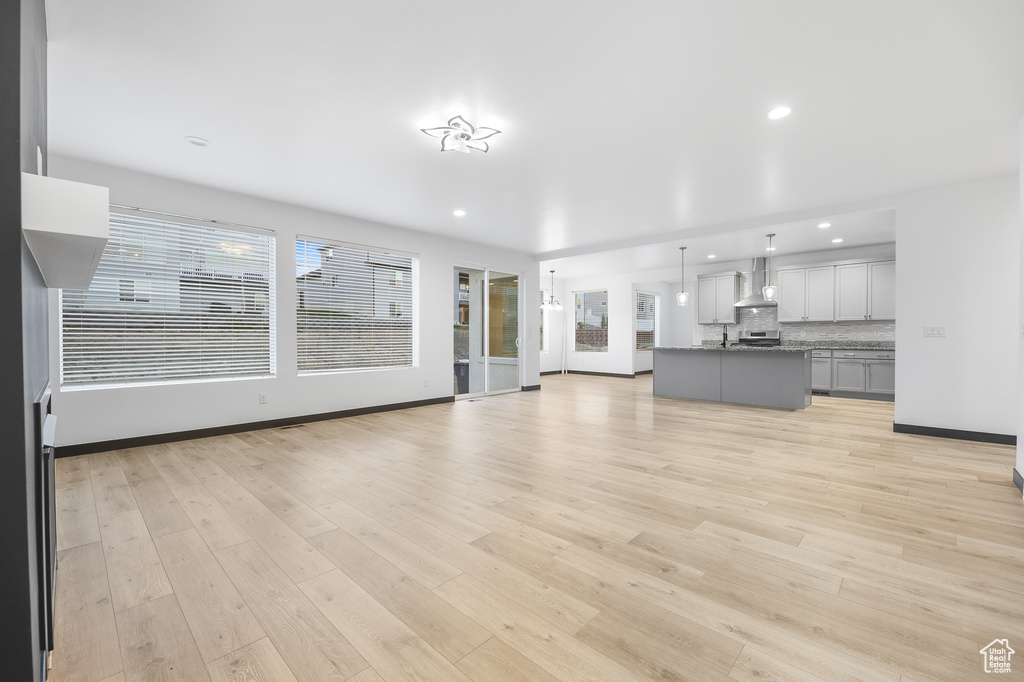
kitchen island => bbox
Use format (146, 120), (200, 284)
(654, 346), (812, 409)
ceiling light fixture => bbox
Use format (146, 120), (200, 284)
(762, 233), (778, 301)
(818, 222), (831, 228)
(767, 106), (791, 120)
(453, 209), (466, 217)
(184, 136), (210, 147)
(541, 270), (563, 311)
(832, 238), (844, 244)
(707, 254), (716, 259)
(421, 115), (500, 154)
(676, 247), (689, 306)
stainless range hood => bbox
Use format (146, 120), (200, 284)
(734, 257), (777, 308)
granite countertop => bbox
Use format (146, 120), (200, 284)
(659, 340), (896, 352)
(656, 345), (813, 353)
(779, 340), (895, 351)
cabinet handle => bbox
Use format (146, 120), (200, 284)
(844, 353), (856, 357)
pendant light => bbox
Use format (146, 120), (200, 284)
(676, 247), (689, 306)
(762, 233), (778, 301)
(541, 270), (563, 311)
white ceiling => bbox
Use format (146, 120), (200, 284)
(544, 208), (897, 280)
(45, 1), (1024, 272)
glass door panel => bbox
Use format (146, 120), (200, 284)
(487, 271), (520, 393)
(453, 267), (486, 396)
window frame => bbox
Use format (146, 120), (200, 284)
(295, 235), (419, 375)
(635, 290), (657, 351)
(573, 289), (609, 353)
(59, 209), (276, 389)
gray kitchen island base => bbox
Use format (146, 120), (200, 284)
(654, 347), (812, 410)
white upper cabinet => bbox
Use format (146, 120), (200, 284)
(868, 261), (896, 320)
(805, 267), (835, 320)
(835, 261), (895, 321)
(835, 263), (869, 320)
(776, 269), (806, 322)
(697, 276), (717, 324)
(715, 275), (739, 324)
(777, 266), (834, 322)
(697, 273), (738, 324)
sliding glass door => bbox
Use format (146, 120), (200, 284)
(487, 271), (520, 393)
(453, 266), (520, 397)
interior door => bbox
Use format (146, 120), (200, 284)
(487, 271), (520, 393)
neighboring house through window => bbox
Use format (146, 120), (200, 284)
(574, 290), (608, 352)
(60, 211), (276, 386)
(296, 237), (419, 372)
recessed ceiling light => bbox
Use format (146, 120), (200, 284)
(767, 106), (791, 120)
(832, 238), (844, 244)
(818, 222), (831, 229)
(707, 254), (716, 259)
(184, 136), (211, 147)
(453, 209), (466, 217)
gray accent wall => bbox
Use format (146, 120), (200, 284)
(1, 0), (50, 678)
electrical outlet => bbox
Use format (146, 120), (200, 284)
(258, 393), (268, 404)
(423, 379), (429, 387)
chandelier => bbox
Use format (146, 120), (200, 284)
(421, 115), (501, 154)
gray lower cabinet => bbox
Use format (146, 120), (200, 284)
(811, 350), (831, 391)
(653, 348), (811, 409)
(831, 350), (895, 397)
(832, 355), (867, 391)
(865, 358), (896, 393)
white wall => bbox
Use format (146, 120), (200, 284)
(547, 274), (686, 376)
(539, 278), (568, 374)
(1018, 113), (1024, 487)
(561, 272), (636, 375)
(632, 282), (672, 372)
(49, 156), (540, 447)
(667, 278), (696, 349)
(895, 173), (1019, 436)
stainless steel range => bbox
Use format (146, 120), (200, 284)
(735, 329), (781, 347)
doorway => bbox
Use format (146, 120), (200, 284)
(453, 266), (520, 397)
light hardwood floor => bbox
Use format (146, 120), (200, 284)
(50, 374), (1024, 681)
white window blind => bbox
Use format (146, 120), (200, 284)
(488, 274), (519, 358)
(636, 291), (656, 350)
(574, 290), (608, 352)
(296, 237), (418, 373)
(61, 212), (276, 386)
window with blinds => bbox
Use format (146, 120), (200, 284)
(636, 291), (656, 350)
(296, 237), (418, 373)
(574, 289), (608, 352)
(60, 212), (276, 386)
